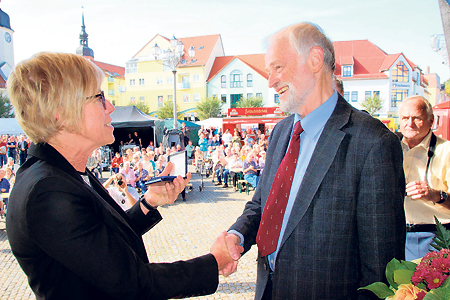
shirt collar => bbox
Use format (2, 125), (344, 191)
(293, 91), (339, 138)
(401, 130), (432, 150)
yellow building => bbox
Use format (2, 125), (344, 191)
(123, 34), (224, 120)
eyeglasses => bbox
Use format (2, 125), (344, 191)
(86, 91), (106, 109)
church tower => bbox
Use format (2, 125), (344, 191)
(0, 7), (14, 88)
(76, 9), (94, 60)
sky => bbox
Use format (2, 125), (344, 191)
(2, 0), (450, 82)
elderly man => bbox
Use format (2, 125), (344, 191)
(398, 96), (450, 261)
(103, 173), (139, 211)
(222, 22), (405, 299)
(134, 161), (150, 193)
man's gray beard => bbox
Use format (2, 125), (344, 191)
(280, 88), (303, 114)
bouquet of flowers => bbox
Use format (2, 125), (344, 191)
(359, 217), (450, 300)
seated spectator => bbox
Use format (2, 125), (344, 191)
(0, 169), (10, 218)
(154, 157), (165, 177)
(228, 153), (243, 191)
(185, 140), (194, 159)
(5, 157), (19, 174)
(209, 136), (221, 149)
(119, 161), (136, 188)
(110, 152), (123, 174)
(134, 161), (150, 193)
(5, 167), (15, 188)
(242, 151), (259, 189)
(103, 173), (138, 211)
(259, 151), (266, 175)
(214, 148), (229, 187)
(86, 149), (102, 178)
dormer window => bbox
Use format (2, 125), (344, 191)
(342, 65), (352, 77)
(392, 61), (409, 82)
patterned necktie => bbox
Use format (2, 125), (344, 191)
(256, 121), (303, 257)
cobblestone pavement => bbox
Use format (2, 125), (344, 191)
(0, 168), (258, 299)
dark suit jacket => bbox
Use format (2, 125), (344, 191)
(6, 143), (218, 300)
(229, 96), (406, 300)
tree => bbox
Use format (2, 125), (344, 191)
(236, 96), (264, 108)
(127, 101), (149, 114)
(360, 95), (383, 116)
(196, 96), (223, 120)
(0, 92), (14, 118)
(156, 100), (181, 119)
(445, 78), (450, 96)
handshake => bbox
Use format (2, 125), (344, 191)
(210, 232), (244, 276)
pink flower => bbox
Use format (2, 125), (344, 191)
(411, 268), (428, 286)
(430, 257), (450, 273)
(424, 271), (448, 289)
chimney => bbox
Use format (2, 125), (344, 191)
(427, 66), (430, 74)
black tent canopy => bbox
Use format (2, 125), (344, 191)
(109, 106), (156, 153)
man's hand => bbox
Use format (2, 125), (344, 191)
(406, 180), (440, 202)
(210, 231), (243, 276)
(140, 161), (191, 212)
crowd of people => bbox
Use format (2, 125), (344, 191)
(0, 134), (29, 218)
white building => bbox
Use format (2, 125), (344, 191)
(206, 54), (276, 112)
(0, 8), (14, 91)
(334, 40), (427, 128)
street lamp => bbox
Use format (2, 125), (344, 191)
(152, 35), (195, 131)
(430, 34), (449, 66)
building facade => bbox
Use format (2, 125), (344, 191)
(206, 54), (276, 112)
(0, 8), (14, 92)
(334, 40), (427, 128)
(124, 34), (224, 119)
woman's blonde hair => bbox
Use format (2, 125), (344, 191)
(7, 52), (104, 143)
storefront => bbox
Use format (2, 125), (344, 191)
(223, 107), (286, 136)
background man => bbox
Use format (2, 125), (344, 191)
(223, 22), (405, 299)
(103, 173), (139, 211)
(399, 96), (450, 261)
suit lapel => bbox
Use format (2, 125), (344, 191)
(280, 97), (352, 247)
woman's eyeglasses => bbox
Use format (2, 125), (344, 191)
(86, 91), (106, 109)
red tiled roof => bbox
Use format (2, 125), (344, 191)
(334, 40), (420, 80)
(207, 54), (267, 82)
(0, 76), (6, 88)
(92, 61), (125, 79)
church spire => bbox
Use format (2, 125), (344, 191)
(76, 7), (94, 60)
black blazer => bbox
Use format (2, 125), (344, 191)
(229, 96), (406, 300)
(6, 143), (218, 300)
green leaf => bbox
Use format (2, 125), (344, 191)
(393, 269), (414, 285)
(358, 282), (395, 298)
(430, 216), (450, 251)
(400, 260), (417, 271)
(386, 258), (401, 289)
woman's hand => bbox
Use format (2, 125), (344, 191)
(140, 161), (191, 213)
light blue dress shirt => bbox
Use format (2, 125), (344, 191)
(230, 91), (338, 271)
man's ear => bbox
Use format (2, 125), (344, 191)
(307, 46), (325, 74)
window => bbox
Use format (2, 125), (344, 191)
(157, 77), (163, 85)
(130, 79), (135, 86)
(130, 97), (136, 104)
(392, 61), (409, 82)
(221, 75), (226, 88)
(193, 74), (200, 82)
(126, 62), (138, 74)
(221, 94), (226, 103)
(194, 94), (200, 102)
(351, 91), (358, 102)
(140, 96), (145, 103)
(183, 94), (190, 103)
(343, 92), (350, 101)
(230, 94), (242, 107)
(365, 91), (371, 99)
(247, 73), (253, 87)
(256, 93), (263, 98)
(157, 96), (163, 107)
(167, 95), (173, 101)
(373, 91), (380, 99)
(167, 76), (173, 84)
(139, 78), (145, 86)
(342, 66), (352, 77)
(274, 94), (280, 104)
(230, 70), (243, 88)
(247, 93), (253, 99)
(118, 86), (126, 93)
(212, 94), (217, 99)
(391, 89), (408, 107)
